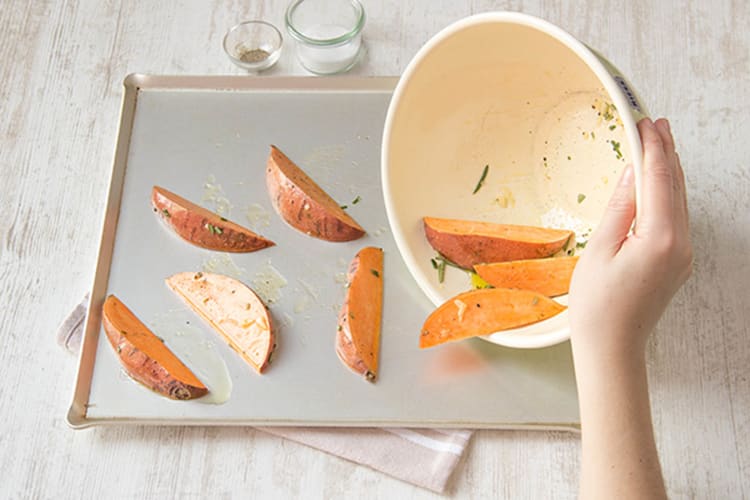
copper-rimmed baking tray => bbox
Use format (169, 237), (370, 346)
(67, 75), (579, 430)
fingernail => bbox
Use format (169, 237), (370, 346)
(655, 118), (671, 135)
(663, 119), (671, 132)
(620, 164), (634, 185)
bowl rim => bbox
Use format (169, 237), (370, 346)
(381, 11), (644, 349)
(285, 0), (366, 46)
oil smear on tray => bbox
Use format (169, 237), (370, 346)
(151, 309), (233, 405)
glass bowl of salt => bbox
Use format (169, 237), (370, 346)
(223, 20), (283, 73)
(285, 0), (365, 75)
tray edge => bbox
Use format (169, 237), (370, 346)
(66, 77), (139, 428)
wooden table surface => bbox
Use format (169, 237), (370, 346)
(1, 1), (748, 498)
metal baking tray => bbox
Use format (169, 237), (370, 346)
(67, 75), (580, 430)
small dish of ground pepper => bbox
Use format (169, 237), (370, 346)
(223, 20), (283, 73)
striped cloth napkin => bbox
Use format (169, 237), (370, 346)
(57, 295), (472, 492)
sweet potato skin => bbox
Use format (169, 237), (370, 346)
(420, 288), (566, 348)
(474, 256), (579, 297)
(423, 217), (573, 269)
(336, 247), (383, 381)
(152, 186), (274, 252)
(266, 145), (365, 242)
(102, 295), (208, 400)
(166, 272), (275, 374)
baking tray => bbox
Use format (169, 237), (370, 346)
(67, 75), (580, 430)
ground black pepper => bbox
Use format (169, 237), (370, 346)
(238, 48), (269, 63)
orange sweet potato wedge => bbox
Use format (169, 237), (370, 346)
(420, 288), (566, 348)
(266, 145), (365, 242)
(474, 256), (579, 297)
(166, 272), (275, 374)
(102, 295), (208, 400)
(152, 186), (274, 252)
(336, 247), (383, 382)
(423, 216), (573, 269)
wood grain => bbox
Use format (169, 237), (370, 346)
(0, 0), (747, 498)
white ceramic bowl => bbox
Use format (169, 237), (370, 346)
(382, 12), (648, 348)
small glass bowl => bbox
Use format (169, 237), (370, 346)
(285, 0), (365, 75)
(223, 21), (283, 72)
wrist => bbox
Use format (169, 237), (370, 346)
(570, 326), (648, 372)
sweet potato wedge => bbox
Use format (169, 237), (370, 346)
(266, 145), (365, 241)
(336, 247), (384, 382)
(420, 288), (566, 348)
(152, 186), (274, 252)
(166, 272), (275, 373)
(102, 295), (208, 400)
(474, 256), (579, 297)
(423, 217), (573, 269)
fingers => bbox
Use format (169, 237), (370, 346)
(674, 152), (690, 233)
(654, 119), (680, 196)
(654, 119), (690, 235)
(636, 118), (674, 236)
(588, 164), (636, 257)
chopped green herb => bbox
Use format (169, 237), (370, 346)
(576, 241), (588, 249)
(609, 125), (617, 131)
(162, 209), (171, 217)
(602, 102), (616, 121)
(610, 140), (623, 159)
(349, 312), (355, 320)
(432, 255), (460, 283)
(577, 193), (586, 204)
(206, 224), (223, 235)
(337, 325), (342, 332)
(472, 164), (489, 194)
(116, 346), (122, 353)
(340, 205), (348, 210)
(157, 336), (165, 342)
(352, 195), (361, 205)
(567, 155), (571, 160)
(220, 216), (228, 222)
(437, 259), (446, 283)
(371, 269), (380, 278)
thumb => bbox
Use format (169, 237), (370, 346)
(589, 164), (636, 256)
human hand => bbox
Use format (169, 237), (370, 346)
(568, 118), (692, 358)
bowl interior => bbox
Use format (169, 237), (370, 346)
(383, 18), (636, 348)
